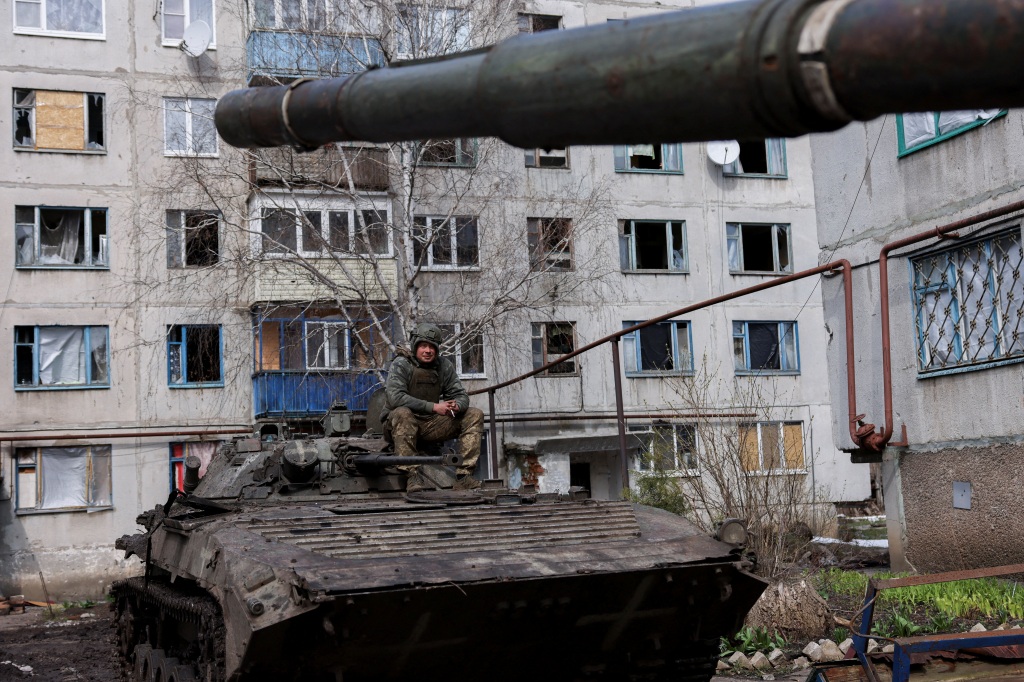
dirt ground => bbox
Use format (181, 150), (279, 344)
(0, 605), (119, 682)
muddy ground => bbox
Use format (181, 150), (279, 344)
(0, 605), (118, 682)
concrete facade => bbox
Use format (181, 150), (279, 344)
(1, 0), (868, 599)
(811, 110), (1024, 571)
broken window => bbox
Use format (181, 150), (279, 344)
(524, 147), (568, 168)
(13, 89), (105, 152)
(169, 441), (218, 492)
(613, 144), (683, 173)
(527, 217), (573, 271)
(168, 324), (222, 386)
(395, 5), (471, 58)
(630, 423), (697, 472)
(531, 321), (576, 375)
(738, 422), (804, 472)
(517, 13), (560, 33)
(727, 222), (791, 274)
(14, 0), (104, 35)
(306, 321), (349, 369)
(911, 228), (1024, 374)
(436, 322), (485, 377)
(15, 206), (108, 268)
(166, 210), (220, 267)
(418, 138), (476, 167)
(620, 220), (687, 272)
(413, 215), (479, 268)
(15, 446), (112, 512)
(254, 308), (390, 372)
(732, 321), (799, 373)
(164, 97), (218, 156)
(14, 325), (109, 388)
(722, 139), (786, 177)
(253, 0), (331, 30)
(261, 206), (390, 256)
(162, 0), (215, 44)
(898, 110), (1006, 156)
(622, 320), (692, 375)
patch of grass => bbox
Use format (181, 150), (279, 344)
(831, 626), (850, 644)
(721, 626), (787, 656)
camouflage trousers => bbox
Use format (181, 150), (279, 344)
(385, 406), (485, 475)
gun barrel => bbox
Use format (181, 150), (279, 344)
(216, 0), (1024, 151)
(343, 453), (462, 469)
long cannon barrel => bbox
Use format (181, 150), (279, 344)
(216, 0), (1024, 150)
(342, 453), (462, 470)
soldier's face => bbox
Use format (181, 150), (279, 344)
(415, 342), (437, 363)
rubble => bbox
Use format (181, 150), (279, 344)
(749, 651), (771, 670)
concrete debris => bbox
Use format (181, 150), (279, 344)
(867, 639), (879, 653)
(792, 656), (811, 670)
(761, 674), (775, 681)
(838, 637), (854, 654)
(80, 612), (96, 619)
(819, 639), (845, 662)
(1, 661), (34, 674)
(970, 623), (987, 632)
(750, 651), (771, 670)
(802, 641), (823, 662)
(717, 659), (731, 671)
(768, 648), (788, 666)
(882, 644), (895, 653)
(728, 652), (751, 669)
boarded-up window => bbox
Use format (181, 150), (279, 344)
(739, 422), (804, 472)
(14, 89), (105, 151)
(15, 446), (112, 512)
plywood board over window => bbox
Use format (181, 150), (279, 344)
(36, 90), (86, 150)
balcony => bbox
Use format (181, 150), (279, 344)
(246, 30), (383, 83)
(249, 145), (390, 191)
(253, 371), (383, 418)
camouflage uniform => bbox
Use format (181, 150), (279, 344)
(382, 325), (484, 479)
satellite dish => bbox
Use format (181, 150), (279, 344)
(180, 20), (212, 58)
(707, 140), (741, 166)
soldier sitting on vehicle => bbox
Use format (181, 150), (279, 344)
(381, 323), (485, 492)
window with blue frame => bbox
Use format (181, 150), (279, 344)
(620, 220), (687, 273)
(15, 325), (109, 389)
(727, 222), (791, 274)
(169, 441), (219, 492)
(722, 139), (787, 177)
(613, 144), (683, 173)
(732, 321), (798, 374)
(168, 324), (222, 387)
(15, 206), (108, 268)
(897, 110), (1005, 156)
(911, 229), (1024, 375)
(254, 309), (389, 371)
(622, 321), (692, 376)
(15, 445), (112, 512)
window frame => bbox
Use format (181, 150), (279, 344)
(394, 4), (471, 59)
(738, 421), (805, 473)
(722, 139), (787, 178)
(524, 147), (569, 169)
(253, 308), (389, 373)
(436, 322), (486, 379)
(517, 12), (561, 33)
(910, 227), (1024, 377)
(727, 222), (792, 275)
(14, 325), (110, 390)
(622, 320), (693, 377)
(165, 209), (220, 268)
(897, 110), (1007, 157)
(620, 219), (688, 273)
(15, 205), (109, 269)
(256, 204), (392, 258)
(417, 138), (476, 167)
(531, 321), (577, 376)
(527, 217), (573, 272)
(613, 143), (683, 174)
(629, 423), (698, 474)
(162, 0), (217, 48)
(13, 0), (106, 39)
(13, 89), (106, 153)
(305, 320), (350, 370)
(167, 324), (224, 388)
(251, 0), (338, 30)
(732, 321), (800, 375)
(15, 445), (113, 514)
(163, 97), (218, 157)
(412, 215), (479, 270)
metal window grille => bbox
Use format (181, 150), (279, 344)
(912, 229), (1024, 373)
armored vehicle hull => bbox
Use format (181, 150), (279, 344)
(114, 434), (765, 681)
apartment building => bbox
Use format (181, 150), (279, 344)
(811, 109), (1024, 572)
(1, 0), (869, 598)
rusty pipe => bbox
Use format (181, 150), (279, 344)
(0, 428), (252, 443)
(863, 199), (1024, 452)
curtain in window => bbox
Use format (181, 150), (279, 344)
(188, 441), (218, 477)
(661, 144), (682, 170)
(957, 244), (997, 361)
(902, 113), (936, 148)
(780, 325), (798, 370)
(39, 327), (86, 384)
(47, 0), (103, 33)
(16, 220), (34, 265)
(918, 283), (959, 369)
(39, 211), (81, 265)
(766, 138), (786, 175)
(39, 447), (88, 508)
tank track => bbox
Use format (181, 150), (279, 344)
(112, 576), (225, 682)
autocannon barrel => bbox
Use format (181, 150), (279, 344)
(342, 453), (462, 469)
(216, 0), (1024, 151)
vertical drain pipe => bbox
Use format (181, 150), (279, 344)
(610, 338), (629, 494)
(488, 389), (498, 479)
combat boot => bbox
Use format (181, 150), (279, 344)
(453, 474), (481, 491)
(405, 469), (434, 493)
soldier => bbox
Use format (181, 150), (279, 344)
(381, 323), (485, 492)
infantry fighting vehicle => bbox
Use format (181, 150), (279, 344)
(113, 403), (766, 681)
(115, 0), (1024, 678)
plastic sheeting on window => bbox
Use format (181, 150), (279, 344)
(937, 109), (1001, 136)
(38, 210), (82, 265)
(39, 327), (86, 385)
(39, 447), (88, 508)
(901, 112), (936, 149)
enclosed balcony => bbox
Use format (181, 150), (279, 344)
(246, 31), (383, 84)
(249, 145), (390, 192)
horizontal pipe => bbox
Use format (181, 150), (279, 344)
(216, 0), (1024, 151)
(0, 428), (252, 443)
(485, 413), (757, 423)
